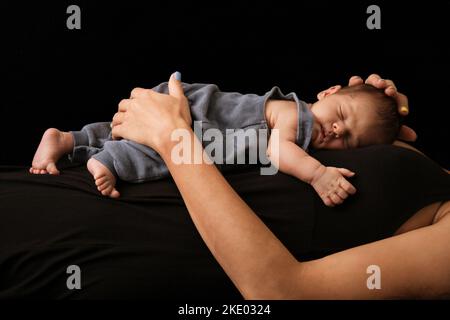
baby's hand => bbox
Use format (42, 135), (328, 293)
(310, 166), (357, 207)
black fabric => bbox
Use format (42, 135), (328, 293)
(0, 145), (449, 299)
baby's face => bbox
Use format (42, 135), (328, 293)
(310, 92), (384, 149)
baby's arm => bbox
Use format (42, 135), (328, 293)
(267, 127), (356, 207)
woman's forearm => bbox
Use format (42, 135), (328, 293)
(157, 127), (300, 299)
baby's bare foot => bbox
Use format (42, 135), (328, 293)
(30, 128), (74, 175)
(87, 158), (120, 198)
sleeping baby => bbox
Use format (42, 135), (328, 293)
(30, 79), (401, 206)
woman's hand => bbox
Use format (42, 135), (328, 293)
(111, 72), (192, 153)
(348, 74), (409, 115)
(348, 74), (417, 142)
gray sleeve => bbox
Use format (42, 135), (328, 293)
(153, 82), (268, 130)
(264, 87), (313, 150)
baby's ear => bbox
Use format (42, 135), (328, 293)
(317, 85), (342, 100)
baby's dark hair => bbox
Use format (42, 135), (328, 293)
(337, 84), (401, 144)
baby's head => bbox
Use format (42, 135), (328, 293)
(309, 84), (401, 149)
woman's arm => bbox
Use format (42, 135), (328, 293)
(112, 73), (450, 299)
(299, 201), (450, 299)
(159, 134), (300, 298)
(157, 126), (450, 299)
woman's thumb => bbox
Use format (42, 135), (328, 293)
(397, 125), (417, 142)
(168, 71), (185, 99)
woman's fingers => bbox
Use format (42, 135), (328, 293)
(382, 79), (397, 91)
(385, 85), (397, 97)
(380, 80), (409, 115)
(130, 87), (151, 99)
(365, 74), (399, 93)
(112, 112), (124, 126)
(111, 110), (126, 140)
(348, 75), (363, 86)
(110, 72), (190, 150)
(365, 74), (397, 93)
(118, 98), (131, 112)
(365, 73), (382, 86)
(380, 79), (398, 99)
(396, 92), (409, 116)
(111, 123), (124, 140)
(370, 78), (392, 91)
(353, 74), (397, 94)
(365, 74), (410, 116)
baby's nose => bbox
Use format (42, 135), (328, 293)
(332, 123), (344, 137)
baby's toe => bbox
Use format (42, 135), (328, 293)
(110, 189), (120, 198)
(101, 185), (113, 196)
(95, 176), (108, 186)
(46, 163), (60, 175)
(97, 182), (109, 192)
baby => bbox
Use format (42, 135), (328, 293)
(30, 81), (400, 206)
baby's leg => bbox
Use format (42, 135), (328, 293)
(85, 137), (171, 198)
(31, 122), (113, 175)
(101, 140), (170, 183)
(70, 122), (120, 198)
(69, 122), (113, 163)
(30, 128), (74, 175)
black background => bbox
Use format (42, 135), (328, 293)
(2, 0), (449, 168)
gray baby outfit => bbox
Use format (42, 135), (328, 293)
(69, 82), (314, 182)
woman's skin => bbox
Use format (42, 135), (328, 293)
(111, 73), (450, 299)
